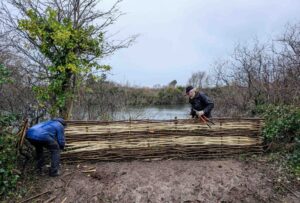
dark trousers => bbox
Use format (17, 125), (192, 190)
(27, 138), (60, 175)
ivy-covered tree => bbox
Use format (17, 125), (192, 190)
(0, 0), (136, 118)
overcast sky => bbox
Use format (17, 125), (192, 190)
(100, 0), (300, 87)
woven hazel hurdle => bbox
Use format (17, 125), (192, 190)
(61, 118), (264, 162)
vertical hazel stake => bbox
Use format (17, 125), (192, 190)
(220, 120), (223, 158)
(108, 122), (111, 149)
(174, 117), (178, 159)
(17, 118), (29, 151)
(129, 117), (131, 137)
(85, 126), (88, 134)
(256, 119), (261, 150)
(174, 116), (178, 137)
(147, 119), (150, 148)
(129, 117), (132, 148)
(238, 120), (241, 147)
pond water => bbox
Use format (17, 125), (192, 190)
(113, 104), (191, 120)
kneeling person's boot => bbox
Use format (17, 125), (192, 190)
(49, 168), (60, 177)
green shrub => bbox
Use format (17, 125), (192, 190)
(0, 114), (19, 199)
(0, 135), (19, 197)
(0, 114), (17, 131)
(259, 105), (300, 142)
(259, 104), (300, 175)
(288, 147), (300, 175)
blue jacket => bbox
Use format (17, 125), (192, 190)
(26, 120), (65, 148)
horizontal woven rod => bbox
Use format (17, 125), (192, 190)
(63, 136), (262, 153)
(66, 120), (260, 127)
(62, 144), (263, 154)
(63, 154), (263, 163)
(65, 124), (262, 130)
(65, 137), (263, 146)
(62, 148), (263, 158)
(62, 149), (264, 158)
(66, 131), (260, 141)
(66, 129), (260, 134)
(66, 120), (261, 125)
(61, 145), (263, 155)
(65, 124), (261, 135)
(66, 135), (262, 146)
(66, 117), (263, 124)
(65, 123), (261, 131)
(65, 139), (261, 149)
(65, 128), (260, 135)
(65, 127), (260, 134)
(61, 149), (263, 161)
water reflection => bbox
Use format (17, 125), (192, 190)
(113, 104), (190, 120)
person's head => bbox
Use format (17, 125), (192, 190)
(53, 118), (67, 127)
(186, 86), (196, 99)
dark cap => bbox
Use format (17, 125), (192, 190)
(185, 86), (194, 94)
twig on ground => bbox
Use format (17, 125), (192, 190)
(61, 197), (67, 203)
(81, 168), (96, 173)
(44, 195), (58, 203)
(65, 172), (76, 188)
(20, 190), (52, 203)
(62, 171), (75, 177)
(60, 171), (75, 185)
(280, 183), (300, 198)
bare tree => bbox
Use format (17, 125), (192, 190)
(211, 60), (230, 87)
(187, 71), (208, 88)
(0, 49), (44, 122)
(210, 24), (300, 117)
(0, 0), (135, 66)
(274, 23), (300, 104)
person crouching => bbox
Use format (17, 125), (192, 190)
(26, 118), (66, 177)
(186, 86), (214, 118)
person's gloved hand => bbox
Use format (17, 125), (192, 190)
(190, 110), (197, 118)
(196, 110), (204, 117)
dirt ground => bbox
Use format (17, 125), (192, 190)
(18, 157), (300, 203)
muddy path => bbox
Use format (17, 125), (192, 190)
(19, 158), (299, 203)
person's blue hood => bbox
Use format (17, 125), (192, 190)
(52, 118), (66, 126)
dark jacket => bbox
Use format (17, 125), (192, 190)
(189, 92), (214, 118)
(26, 120), (65, 148)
